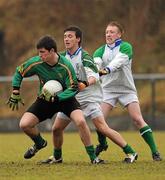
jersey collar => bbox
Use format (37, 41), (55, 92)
(107, 39), (122, 50)
(66, 47), (82, 59)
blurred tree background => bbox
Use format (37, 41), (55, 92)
(0, 0), (165, 75)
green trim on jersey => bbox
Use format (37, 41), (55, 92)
(60, 50), (98, 73)
(120, 41), (133, 60)
(12, 55), (78, 101)
(60, 51), (66, 56)
(93, 42), (133, 60)
(82, 50), (98, 72)
(93, 45), (106, 58)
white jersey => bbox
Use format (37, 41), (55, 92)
(61, 47), (103, 105)
(93, 39), (137, 94)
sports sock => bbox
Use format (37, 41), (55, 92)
(53, 148), (62, 160)
(96, 130), (108, 146)
(140, 125), (157, 154)
(123, 144), (136, 154)
(85, 145), (96, 161)
(31, 133), (46, 149)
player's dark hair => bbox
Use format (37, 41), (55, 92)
(107, 21), (124, 34)
(36, 35), (57, 52)
(64, 26), (82, 46)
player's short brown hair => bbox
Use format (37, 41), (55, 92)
(36, 35), (57, 52)
(107, 21), (124, 34)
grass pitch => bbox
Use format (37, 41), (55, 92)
(0, 131), (165, 180)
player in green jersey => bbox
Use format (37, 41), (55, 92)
(41, 26), (138, 164)
(7, 35), (102, 164)
(93, 21), (162, 161)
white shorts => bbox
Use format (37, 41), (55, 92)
(56, 102), (103, 121)
(103, 92), (139, 107)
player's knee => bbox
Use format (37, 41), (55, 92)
(97, 126), (107, 135)
(52, 126), (59, 133)
(75, 118), (87, 128)
(19, 121), (29, 131)
(52, 126), (63, 136)
(94, 119), (109, 133)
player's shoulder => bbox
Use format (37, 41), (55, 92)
(93, 45), (106, 57)
(20, 56), (41, 67)
(26, 56), (41, 63)
(120, 41), (132, 50)
(82, 49), (92, 60)
(120, 41), (133, 59)
(59, 51), (66, 56)
(59, 54), (72, 65)
(17, 56), (41, 73)
(58, 55), (75, 72)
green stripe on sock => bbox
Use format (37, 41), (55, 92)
(140, 125), (152, 136)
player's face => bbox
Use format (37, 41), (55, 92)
(64, 31), (80, 51)
(105, 25), (121, 45)
(38, 48), (52, 62)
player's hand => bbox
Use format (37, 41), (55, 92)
(77, 80), (89, 91)
(99, 67), (110, 76)
(40, 89), (58, 102)
(7, 93), (24, 111)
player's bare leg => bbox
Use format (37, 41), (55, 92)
(93, 116), (127, 147)
(42, 109), (104, 164)
(19, 112), (47, 159)
(69, 109), (104, 163)
(93, 116), (138, 163)
(95, 102), (112, 156)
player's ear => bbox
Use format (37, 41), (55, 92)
(77, 37), (80, 44)
(50, 48), (55, 53)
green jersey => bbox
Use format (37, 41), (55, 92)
(12, 55), (78, 101)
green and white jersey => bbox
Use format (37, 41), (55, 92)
(93, 39), (137, 94)
(12, 55), (78, 101)
(61, 47), (103, 105)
